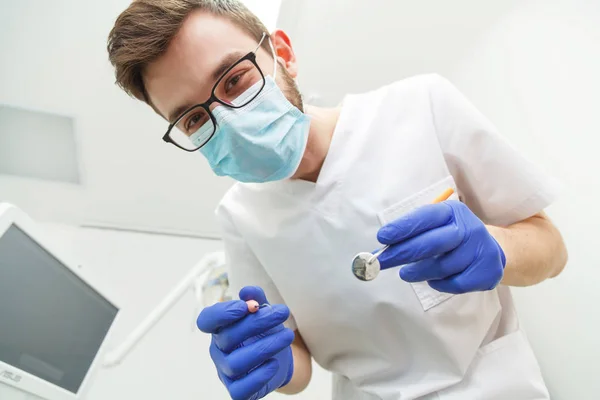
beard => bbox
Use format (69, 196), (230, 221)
(277, 64), (305, 113)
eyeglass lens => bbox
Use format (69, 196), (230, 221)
(168, 58), (265, 151)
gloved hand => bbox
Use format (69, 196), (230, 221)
(197, 286), (294, 400)
(377, 200), (506, 294)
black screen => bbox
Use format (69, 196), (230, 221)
(0, 225), (118, 393)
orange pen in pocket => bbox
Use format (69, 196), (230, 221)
(432, 187), (455, 204)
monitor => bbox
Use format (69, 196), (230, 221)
(0, 203), (120, 400)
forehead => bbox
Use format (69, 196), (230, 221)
(144, 10), (260, 119)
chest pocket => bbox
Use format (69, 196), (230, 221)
(377, 175), (460, 311)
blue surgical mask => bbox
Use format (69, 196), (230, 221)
(194, 59), (310, 183)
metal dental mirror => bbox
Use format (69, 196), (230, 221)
(352, 188), (455, 281)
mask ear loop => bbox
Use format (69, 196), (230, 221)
(268, 35), (278, 81)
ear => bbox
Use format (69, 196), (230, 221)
(270, 29), (298, 78)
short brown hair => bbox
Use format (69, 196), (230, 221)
(107, 0), (270, 103)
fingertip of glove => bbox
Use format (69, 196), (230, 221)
(196, 300), (249, 333)
(281, 327), (296, 344)
(399, 266), (414, 282)
(239, 286), (268, 304)
(377, 226), (395, 244)
(239, 285), (259, 297)
(226, 300), (253, 316)
(272, 304), (291, 319)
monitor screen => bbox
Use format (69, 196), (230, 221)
(0, 225), (118, 394)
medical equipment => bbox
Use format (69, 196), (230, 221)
(246, 300), (260, 312)
(102, 251), (226, 367)
(200, 260), (232, 306)
(352, 188), (455, 281)
(0, 203), (120, 400)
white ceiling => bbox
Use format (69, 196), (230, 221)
(0, 0), (280, 238)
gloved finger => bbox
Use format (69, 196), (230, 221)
(428, 261), (503, 294)
(209, 337), (227, 373)
(428, 275), (474, 294)
(377, 203), (453, 245)
(214, 304), (290, 353)
(220, 328), (294, 379)
(379, 224), (463, 270)
(225, 359), (280, 400)
(240, 286), (269, 305)
(197, 300), (249, 334)
(400, 245), (472, 282)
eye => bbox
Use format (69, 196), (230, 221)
(225, 72), (244, 93)
(185, 112), (207, 133)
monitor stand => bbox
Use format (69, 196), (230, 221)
(0, 383), (46, 400)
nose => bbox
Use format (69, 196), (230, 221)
(208, 101), (228, 112)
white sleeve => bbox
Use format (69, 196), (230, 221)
(216, 205), (297, 331)
(428, 74), (561, 226)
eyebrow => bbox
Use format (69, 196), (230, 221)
(212, 51), (246, 81)
(166, 51), (247, 123)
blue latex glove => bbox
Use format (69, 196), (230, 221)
(377, 200), (506, 294)
(197, 286), (294, 400)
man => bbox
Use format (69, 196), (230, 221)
(107, 1), (568, 399)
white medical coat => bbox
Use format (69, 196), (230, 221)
(216, 74), (558, 400)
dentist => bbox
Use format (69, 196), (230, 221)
(107, 1), (567, 399)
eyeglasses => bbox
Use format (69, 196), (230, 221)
(163, 33), (269, 152)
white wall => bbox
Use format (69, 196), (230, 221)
(38, 223), (330, 399)
(451, 2), (600, 397)
(279, 0), (599, 398)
